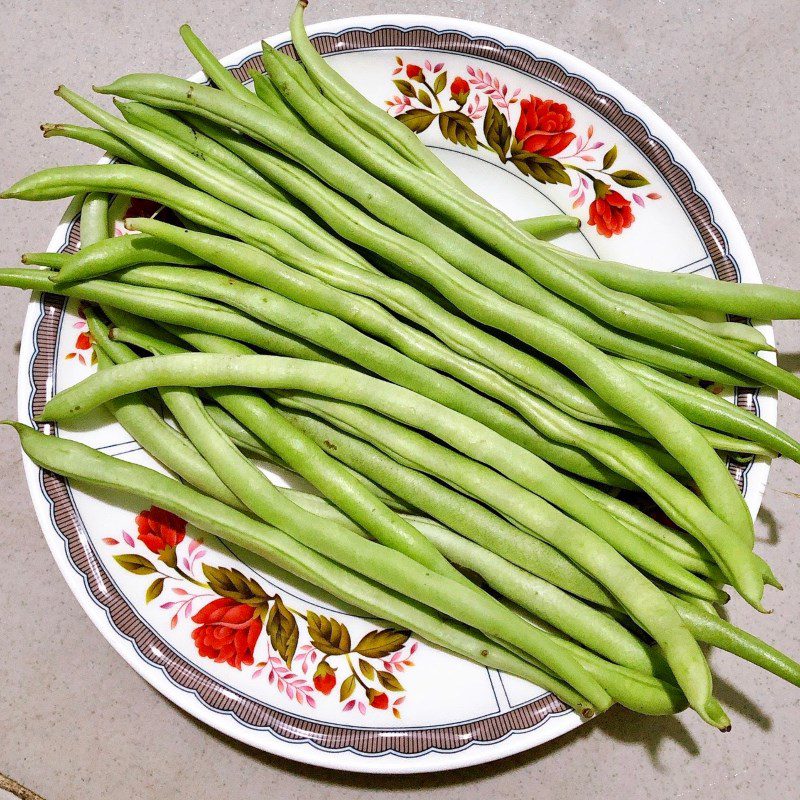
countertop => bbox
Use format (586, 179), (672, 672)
(1, 1), (799, 797)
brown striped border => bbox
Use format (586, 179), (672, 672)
(27, 22), (762, 761)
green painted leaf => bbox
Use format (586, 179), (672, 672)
(340, 673), (356, 701)
(145, 577), (164, 603)
(393, 79), (417, 99)
(267, 595), (299, 666)
(395, 109), (437, 134)
(610, 169), (649, 188)
(602, 145), (618, 170)
(354, 628), (409, 659)
(307, 611), (352, 655)
(359, 659), (375, 680)
(483, 98), (511, 160)
(202, 564), (270, 607)
(377, 670), (404, 692)
(417, 89), (432, 109)
(510, 150), (571, 185)
(113, 554), (157, 576)
(438, 111), (478, 149)
(158, 545), (177, 569)
(433, 71), (447, 95)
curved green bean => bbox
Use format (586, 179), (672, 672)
(37, 352), (737, 726)
(9, 422), (597, 717)
(183, 109), (753, 390)
(80, 192), (110, 247)
(0, 267), (334, 363)
(567, 254), (800, 319)
(42, 122), (163, 171)
(514, 214), (582, 241)
(617, 359), (800, 463)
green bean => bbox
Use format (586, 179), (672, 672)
(261, 44), (793, 405)
(9, 422), (597, 717)
(695, 428), (776, 459)
(617, 359), (800, 463)
(670, 596), (800, 687)
(179, 24), (261, 106)
(183, 109), (753, 390)
(250, 70), (310, 129)
(41, 123), (163, 171)
(288, 1), (456, 183)
(253, 51), (758, 542)
(105, 268), (701, 591)
(114, 100), (298, 206)
(89, 317), (249, 512)
(27, 231), (205, 277)
(576, 482), (719, 570)
(0, 267), (336, 363)
(653, 304), (772, 352)
(280, 488), (663, 676)
(169, 324), (621, 608)
(566, 254), (800, 319)
(38, 353), (736, 726)
(54, 88), (367, 271)
(513, 214), (582, 241)
(279, 409), (620, 611)
(79, 192), (110, 247)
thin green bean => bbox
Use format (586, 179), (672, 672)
(36, 352), (734, 726)
(9, 422), (597, 717)
(41, 123), (163, 171)
(164, 324), (620, 609)
(255, 50), (758, 542)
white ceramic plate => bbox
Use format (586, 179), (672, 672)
(17, 14), (775, 773)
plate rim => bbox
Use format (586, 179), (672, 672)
(16, 12), (773, 774)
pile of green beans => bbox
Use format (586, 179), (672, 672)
(3, 7), (800, 733)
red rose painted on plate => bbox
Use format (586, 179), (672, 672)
(588, 188), (635, 237)
(515, 96), (575, 157)
(106, 507), (418, 717)
(191, 597), (262, 669)
(385, 58), (659, 235)
(136, 505), (186, 554)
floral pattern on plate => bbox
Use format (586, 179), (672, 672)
(386, 57), (661, 237)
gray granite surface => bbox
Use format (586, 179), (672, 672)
(1, 0), (798, 797)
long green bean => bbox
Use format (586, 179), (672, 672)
(112, 260), (637, 488)
(255, 50), (759, 542)
(42, 122), (163, 171)
(36, 352), (737, 726)
(183, 110), (753, 390)
(0, 267), (337, 363)
(162, 323), (620, 609)
(9, 422), (597, 716)
(567, 254), (800, 319)
(617, 359), (800, 463)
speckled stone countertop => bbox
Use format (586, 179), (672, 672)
(1, 1), (798, 797)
